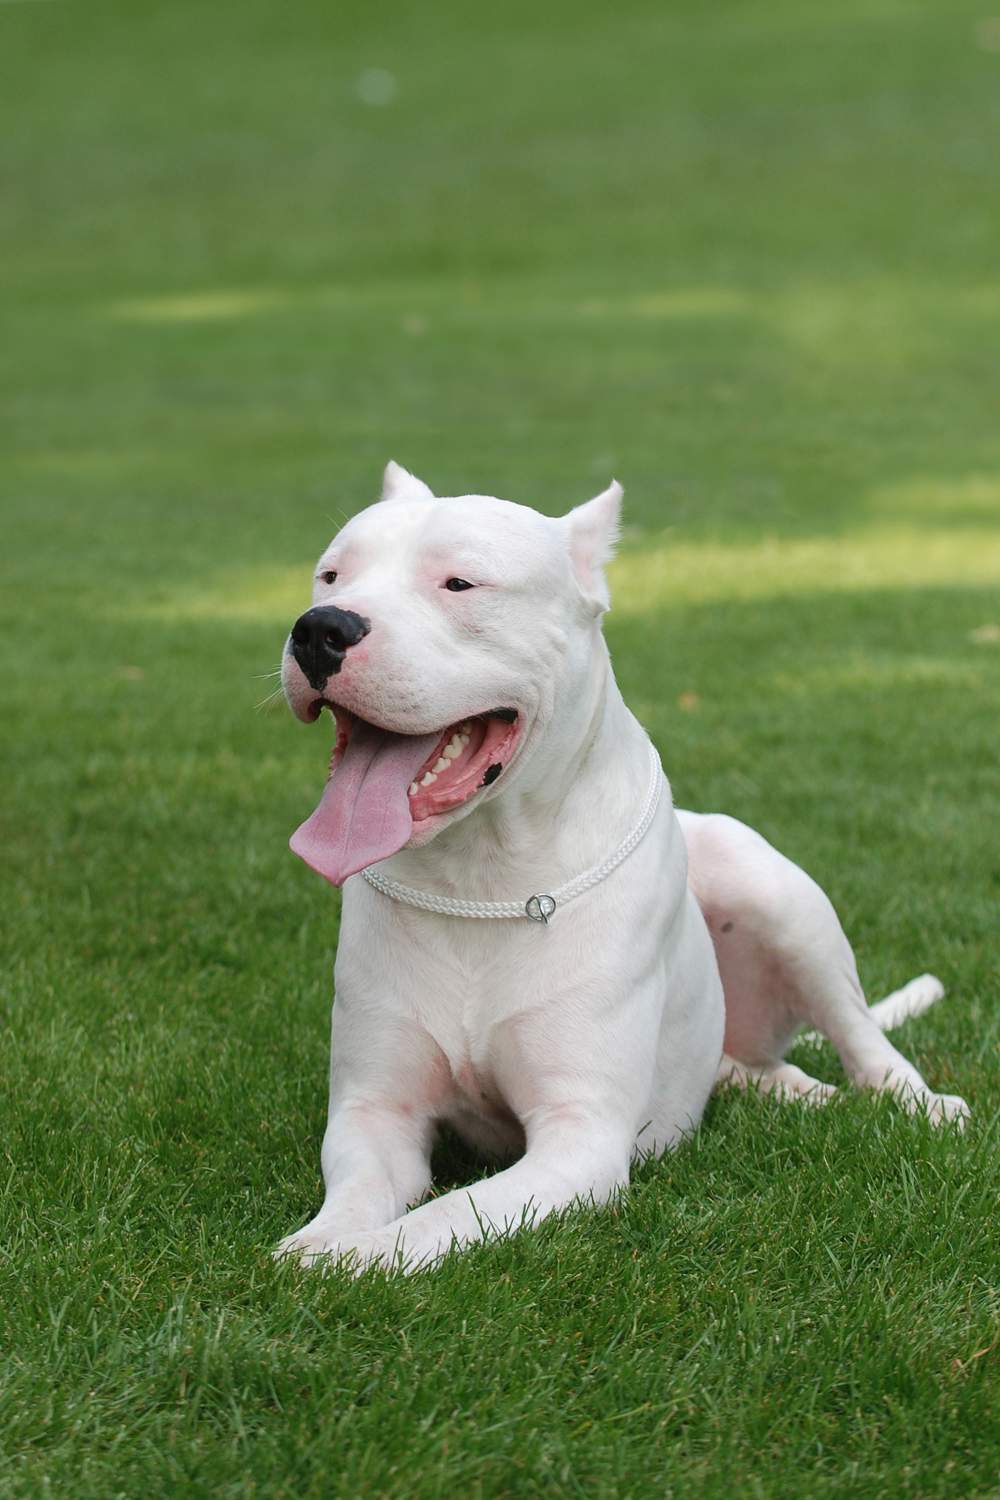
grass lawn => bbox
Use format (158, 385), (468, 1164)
(2, 0), (999, 1493)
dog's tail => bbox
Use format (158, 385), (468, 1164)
(867, 972), (945, 1031)
(800, 973), (945, 1045)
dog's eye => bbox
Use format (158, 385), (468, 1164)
(444, 578), (474, 592)
(319, 570), (337, 585)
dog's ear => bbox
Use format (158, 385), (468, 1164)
(382, 460), (434, 502)
(564, 480), (623, 613)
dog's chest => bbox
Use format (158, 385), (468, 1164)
(413, 947), (533, 1121)
(423, 984), (512, 1100)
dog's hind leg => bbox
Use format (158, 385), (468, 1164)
(807, 970), (969, 1126)
(755, 908), (968, 1125)
(681, 811), (969, 1127)
(800, 971), (945, 1043)
(740, 910), (969, 1127)
(716, 1054), (837, 1105)
(737, 908), (969, 1127)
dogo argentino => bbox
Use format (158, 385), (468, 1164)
(276, 463), (968, 1271)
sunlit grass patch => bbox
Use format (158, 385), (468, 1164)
(761, 650), (984, 700)
(122, 563), (308, 624)
(108, 514), (1000, 628)
(867, 472), (1000, 521)
(611, 523), (1000, 613)
(109, 289), (290, 324)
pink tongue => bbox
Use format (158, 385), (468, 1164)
(290, 719), (440, 886)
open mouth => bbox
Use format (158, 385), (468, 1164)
(289, 705), (521, 887)
(403, 709), (519, 820)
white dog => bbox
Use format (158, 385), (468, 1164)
(277, 463), (967, 1272)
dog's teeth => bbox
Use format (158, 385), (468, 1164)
(459, 732), (470, 746)
(420, 771), (437, 787)
(432, 757), (449, 773)
(408, 782), (418, 796)
(444, 742), (462, 759)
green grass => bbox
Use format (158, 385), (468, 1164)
(2, 0), (999, 1493)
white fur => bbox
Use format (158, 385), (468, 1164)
(277, 466), (968, 1274)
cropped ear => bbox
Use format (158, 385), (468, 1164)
(381, 460), (434, 502)
(563, 480), (623, 613)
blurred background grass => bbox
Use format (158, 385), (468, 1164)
(1, 1), (998, 1495)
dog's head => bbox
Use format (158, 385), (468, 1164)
(282, 461), (622, 885)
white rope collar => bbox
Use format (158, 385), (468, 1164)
(362, 742), (663, 924)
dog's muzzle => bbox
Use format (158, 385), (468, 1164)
(289, 606), (371, 691)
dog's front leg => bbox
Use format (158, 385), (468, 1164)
(276, 1099), (434, 1264)
(276, 996), (445, 1265)
(331, 1109), (634, 1273)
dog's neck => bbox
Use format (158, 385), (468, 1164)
(380, 640), (663, 903)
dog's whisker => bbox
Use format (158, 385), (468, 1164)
(255, 685), (286, 712)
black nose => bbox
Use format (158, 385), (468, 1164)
(289, 606), (371, 691)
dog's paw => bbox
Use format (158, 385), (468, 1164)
(924, 1091), (970, 1129)
(274, 1219), (357, 1269)
(274, 1227), (329, 1268)
(274, 1222), (405, 1273)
